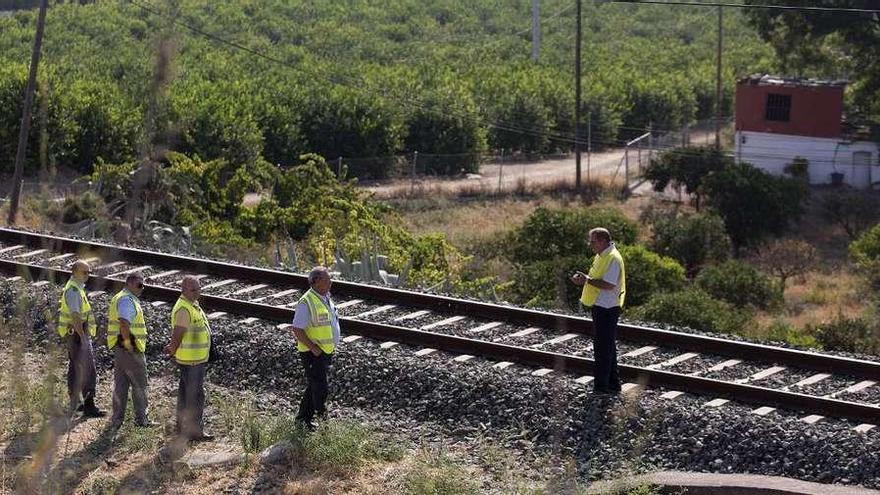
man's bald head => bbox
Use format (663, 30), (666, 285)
(71, 260), (91, 283)
(181, 275), (201, 301)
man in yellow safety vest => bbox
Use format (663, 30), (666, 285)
(164, 275), (213, 441)
(291, 266), (341, 430)
(108, 272), (155, 428)
(571, 227), (626, 394)
(58, 259), (105, 418)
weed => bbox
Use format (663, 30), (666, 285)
(397, 446), (479, 495)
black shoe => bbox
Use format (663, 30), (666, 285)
(82, 408), (107, 418)
(296, 419), (316, 432)
(190, 433), (215, 442)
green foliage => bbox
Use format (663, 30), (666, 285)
(702, 162), (807, 250)
(399, 449), (479, 495)
(824, 192), (880, 240)
(0, 1), (777, 177)
(511, 254), (590, 310)
(811, 314), (880, 356)
(849, 223), (880, 293)
(744, 0), (880, 121)
(783, 156), (809, 181)
(695, 260), (779, 310)
(763, 320), (820, 349)
(618, 244), (687, 308)
(56, 191), (103, 224)
(509, 245), (683, 310)
(631, 288), (753, 335)
(645, 208), (731, 275)
(508, 206), (638, 265)
(643, 146), (733, 209)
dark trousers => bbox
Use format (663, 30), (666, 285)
(591, 306), (621, 392)
(66, 333), (97, 411)
(176, 363), (206, 438)
(111, 347), (149, 426)
(296, 351), (332, 424)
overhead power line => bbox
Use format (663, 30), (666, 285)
(609, 1), (880, 14)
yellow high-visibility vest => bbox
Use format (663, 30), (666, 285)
(295, 289), (336, 354)
(171, 297), (211, 365)
(107, 289), (147, 353)
(57, 279), (96, 337)
(580, 245), (626, 308)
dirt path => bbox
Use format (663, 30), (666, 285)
(363, 131), (714, 198)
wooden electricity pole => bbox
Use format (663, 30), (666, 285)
(714, 5), (723, 150)
(575, 0), (582, 190)
(8, 0), (49, 225)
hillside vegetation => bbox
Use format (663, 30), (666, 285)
(0, 0), (776, 178)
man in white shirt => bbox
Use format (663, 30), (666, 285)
(291, 266), (341, 429)
(571, 227), (626, 394)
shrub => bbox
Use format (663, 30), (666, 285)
(508, 206), (638, 265)
(811, 315), (880, 355)
(850, 224), (880, 292)
(509, 245), (684, 310)
(762, 320), (820, 349)
(754, 239), (818, 293)
(783, 157), (809, 182)
(643, 146), (732, 210)
(822, 191), (880, 240)
(57, 191), (104, 224)
(695, 260), (779, 310)
(645, 207), (731, 275)
(630, 288), (753, 335)
(702, 163), (808, 251)
(617, 245), (686, 308)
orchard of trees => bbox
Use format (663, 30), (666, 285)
(0, 0), (776, 178)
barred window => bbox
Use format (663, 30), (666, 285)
(765, 93), (791, 122)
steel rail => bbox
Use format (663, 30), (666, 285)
(1, 227), (879, 382)
(2, 259), (878, 424)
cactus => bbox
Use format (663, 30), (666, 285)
(333, 248), (409, 288)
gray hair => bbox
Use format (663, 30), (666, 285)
(589, 227), (612, 243)
(181, 275), (200, 290)
(308, 266), (330, 286)
(126, 272), (144, 285)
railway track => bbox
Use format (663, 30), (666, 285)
(0, 227), (878, 428)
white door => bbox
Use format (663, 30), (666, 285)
(852, 151), (872, 188)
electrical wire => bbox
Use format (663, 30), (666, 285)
(610, 1), (880, 14)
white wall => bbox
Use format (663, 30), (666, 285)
(735, 131), (880, 188)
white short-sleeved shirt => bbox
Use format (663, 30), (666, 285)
(593, 245), (622, 309)
(292, 292), (340, 345)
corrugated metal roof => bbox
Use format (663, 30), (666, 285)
(739, 74), (848, 88)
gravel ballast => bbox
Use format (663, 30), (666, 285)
(2, 279), (878, 490)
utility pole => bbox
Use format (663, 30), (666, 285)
(532, 0), (541, 62)
(574, 0), (582, 190)
(714, 5), (723, 150)
(8, 0), (48, 225)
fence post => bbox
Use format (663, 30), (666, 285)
(337, 156), (343, 179)
(646, 122), (653, 175)
(410, 151), (418, 195)
(624, 147), (629, 189)
(637, 135), (642, 176)
(497, 148), (505, 194)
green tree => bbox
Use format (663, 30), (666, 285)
(745, 0), (880, 120)
(702, 163), (807, 251)
(644, 207), (731, 276)
(643, 146), (733, 210)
